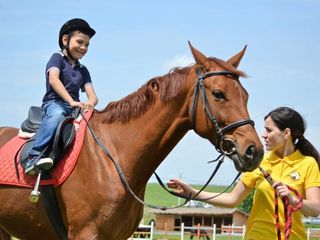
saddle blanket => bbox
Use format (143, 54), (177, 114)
(0, 110), (93, 188)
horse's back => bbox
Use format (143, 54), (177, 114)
(0, 127), (18, 148)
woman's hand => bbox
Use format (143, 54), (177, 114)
(273, 181), (298, 207)
(167, 179), (195, 198)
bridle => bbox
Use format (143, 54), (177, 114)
(80, 67), (255, 210)
(190, 68), (254, 155)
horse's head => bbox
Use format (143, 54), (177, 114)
(187, 42), (263, 172)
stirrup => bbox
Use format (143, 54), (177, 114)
(29, 170), (43, 203)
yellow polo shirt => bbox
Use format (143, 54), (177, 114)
(241, 150), (320, 240)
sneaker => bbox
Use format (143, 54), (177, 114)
(25, 156), (39, 176)
(36, 157), (54, 171)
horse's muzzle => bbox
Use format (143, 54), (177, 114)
(225, 141), (264, 172)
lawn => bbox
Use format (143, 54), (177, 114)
(143, 182), (233, 223)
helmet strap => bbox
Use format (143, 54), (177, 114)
(63, 35), (77, 61)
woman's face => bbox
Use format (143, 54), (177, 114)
(261, 116), (287, 152)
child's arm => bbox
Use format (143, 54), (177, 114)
(48, 68), (84, 108)
(83, 84), (98, 109)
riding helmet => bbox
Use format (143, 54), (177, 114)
(59, 18), (96, 49)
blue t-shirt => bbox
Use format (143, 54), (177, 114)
(42, 52), (92, 104)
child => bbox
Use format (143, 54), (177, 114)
(25, 18), (98, 175)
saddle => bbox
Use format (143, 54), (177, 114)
(19, 106), (79, 168)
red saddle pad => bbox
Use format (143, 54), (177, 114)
(0, 110), (93, 188)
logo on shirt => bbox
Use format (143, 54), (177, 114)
(290, 171), (300, 180)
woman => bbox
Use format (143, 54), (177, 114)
(168, 107), (320, 240)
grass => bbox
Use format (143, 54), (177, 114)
(151, 234), (243, 239)
(144, 183), (231, 206)
(143, 183), (233, 223)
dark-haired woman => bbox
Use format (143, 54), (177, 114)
(168, 107), (320, 240)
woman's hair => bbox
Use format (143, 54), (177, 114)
(265, 106), (320, 168)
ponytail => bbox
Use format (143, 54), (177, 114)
(296, 137), (320, 169)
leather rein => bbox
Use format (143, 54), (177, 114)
(81, 68), (254, 210)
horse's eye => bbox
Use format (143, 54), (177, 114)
(212, 90), (225, 100)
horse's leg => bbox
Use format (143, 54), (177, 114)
(0, 228), (10, 240)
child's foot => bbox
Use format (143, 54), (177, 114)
(36, 157), (54, 171)
(25, 157), (39, 175)
(25, 157), (54, 175)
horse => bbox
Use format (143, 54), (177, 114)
(0, 42), (263, 240)
(190, 228), (210, 240)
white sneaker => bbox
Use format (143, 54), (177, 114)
(36, 157), (54, 171)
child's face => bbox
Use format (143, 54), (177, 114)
(63, 31), (90, 60)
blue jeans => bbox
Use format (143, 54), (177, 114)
(28, 100), (73, 158)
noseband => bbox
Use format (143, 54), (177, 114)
(190, 68), (254, 154)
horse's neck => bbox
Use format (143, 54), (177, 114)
(101, 98), (190, 184)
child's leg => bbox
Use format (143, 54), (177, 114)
(29, 102), (69, 156)
(26, 101), (73, 174)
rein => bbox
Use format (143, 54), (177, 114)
(81, 111), (239, 210)
(259, 167), (303, 240)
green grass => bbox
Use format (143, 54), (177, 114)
(144, 183), (231, 207)
(151, 234), (243, 239)
(143, 183), (233, 224)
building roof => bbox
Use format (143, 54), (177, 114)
(149, 207), (248, 217)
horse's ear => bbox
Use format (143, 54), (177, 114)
(188, 41), (210, 71)
(227, 45), (247, 68)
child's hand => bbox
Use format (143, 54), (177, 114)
(84, 102), (94, 110)
(69, 100), (84, 109)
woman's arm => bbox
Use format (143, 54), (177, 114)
(302, 187), (320, 217)
(167, 179), (253, 208)
(274, 183), (320, 217)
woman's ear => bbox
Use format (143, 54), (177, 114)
(284, 128), (292, 138)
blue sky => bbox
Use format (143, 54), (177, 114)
(0, 0), (319, 185)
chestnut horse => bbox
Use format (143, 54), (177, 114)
(0, 43), (263, 240)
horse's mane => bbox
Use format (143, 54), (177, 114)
(99, 57), (245, 124)
(100, 67), (191, 124)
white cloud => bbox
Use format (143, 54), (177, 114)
(163, 54), (194, 70)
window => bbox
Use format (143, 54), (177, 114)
(174, 217), (181, 231)
(224, 216), (232, 225)
(182, 216), (193, 227)
(194, 216), (202, 225)
(204, 216), (212, 226)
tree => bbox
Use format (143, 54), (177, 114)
(238, 189), (255, 213)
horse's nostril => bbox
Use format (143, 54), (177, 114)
(245, 145), (256, 160)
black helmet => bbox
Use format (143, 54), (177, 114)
(59, 18), (96, 49)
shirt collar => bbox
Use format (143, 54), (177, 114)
(268, 149), (303, 166)
(60, 51), (80, 67)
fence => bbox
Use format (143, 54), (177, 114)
(129, 223), (320, 240)
(128, 222), (154, 240)
(307, 228), (320, 240)
(130, 223), (245, 240)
